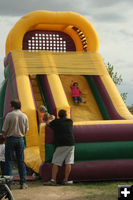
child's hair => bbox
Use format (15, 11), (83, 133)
(0, 135), (5, 144)
(43, 113), (50, 122)
(39, 105), (47, 112)
(73, 82), (78, 86)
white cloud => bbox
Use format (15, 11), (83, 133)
(0, 16), (19, 82)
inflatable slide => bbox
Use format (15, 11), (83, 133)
(1, 10), (133, 181)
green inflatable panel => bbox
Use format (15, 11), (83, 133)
(45, 141), (133, 163)
(0, 79), (8, 132)
(85, 75), (110, 120)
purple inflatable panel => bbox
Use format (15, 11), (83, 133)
(4, 80), (13, 117)
(93, 76), (123, 120)
(3, 53), (19, 117)
(45, 123), (133, 144)
(39, 160), (133, 181)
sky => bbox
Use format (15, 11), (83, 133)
(0, 0), (133, 105)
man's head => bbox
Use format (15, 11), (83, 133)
(10, 99), (21, 110)
(58, 109), (67, 119)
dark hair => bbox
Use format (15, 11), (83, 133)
(0, 135), (5, 144)
(73, 82), (78, 86)
(10, 99), (21, 109)
(58, 109), (67, 119)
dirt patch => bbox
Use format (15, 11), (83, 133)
(11, 180), (89, 200)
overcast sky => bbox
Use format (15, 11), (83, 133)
(0, 0), (133, 105)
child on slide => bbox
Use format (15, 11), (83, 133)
(70, 81), (86, 104)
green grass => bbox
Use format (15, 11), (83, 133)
(12, 179), (133, 200)
(63, 180), (133, 200)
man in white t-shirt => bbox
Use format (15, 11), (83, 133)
(2, 99), (29, 189)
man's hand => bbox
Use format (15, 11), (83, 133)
(2, 131), (6, 139)
(46, 115), (55, 125)
(49, 115), (55, 120)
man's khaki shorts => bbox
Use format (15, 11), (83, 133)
(52, 146), (75, 166)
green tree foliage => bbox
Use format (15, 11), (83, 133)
(128, 105), (133, 114)
(106, 62), (127, 103)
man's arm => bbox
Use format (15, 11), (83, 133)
(2, 131), (7, 139)
(25, 117), (29, 134)
(2, 114), (9, 138)
(46, 115), (55, 125)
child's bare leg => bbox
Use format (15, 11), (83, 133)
(73, 97), (78, 104)
(81, 98), (86, 103)
(79, 97), (86, 104)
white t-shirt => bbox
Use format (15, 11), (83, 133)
(2, 109), (29, 138)
(0, 144), (5, 162)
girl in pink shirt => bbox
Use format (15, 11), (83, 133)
(70, 81), (86, 104)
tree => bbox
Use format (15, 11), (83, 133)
(106, 62), (127, 103)
(127, 105), (133, 114)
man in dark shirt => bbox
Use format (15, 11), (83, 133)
(45, 109), (75, 185)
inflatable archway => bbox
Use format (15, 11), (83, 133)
(6, 10), (99, 54)
(1, 10), (133, 181)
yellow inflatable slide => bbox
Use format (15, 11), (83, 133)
(1, 10), (133, 181)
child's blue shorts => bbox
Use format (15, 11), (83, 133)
(72, 96), (82, 102)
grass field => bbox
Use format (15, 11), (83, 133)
(11, 179), (133, 200)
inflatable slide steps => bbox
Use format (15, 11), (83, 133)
(30, 75), (44, 109)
